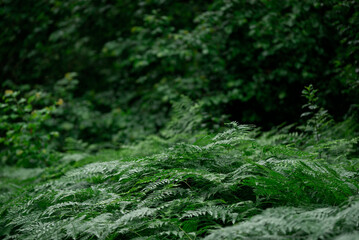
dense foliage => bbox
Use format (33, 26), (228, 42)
(1, 118), (358, 239)
(1, 92), (359, 239)
(1, 0), (358, 146)
(1, 0), (359, 239)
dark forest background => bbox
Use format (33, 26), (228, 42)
(1, 0), (358, 164)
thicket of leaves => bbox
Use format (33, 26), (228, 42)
(1, 0), (358, 145)
(0, 90), (59, 167)
(1, 95), (358, 239)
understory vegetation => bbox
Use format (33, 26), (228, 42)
(1, 0), (359, 239)
(1, 92), (359, 239)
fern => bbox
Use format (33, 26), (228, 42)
(1, 121), (358, 239)
(205, 198), (359, 240)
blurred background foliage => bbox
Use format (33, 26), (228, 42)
(1, 0), (358, 164)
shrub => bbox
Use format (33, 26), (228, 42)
(0, 90), (58, 167)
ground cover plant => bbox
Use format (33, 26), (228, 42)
(1, 94), (359, 239)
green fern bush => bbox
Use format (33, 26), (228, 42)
(205, 197), (359, 240)
(1, 119), (358, 239)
